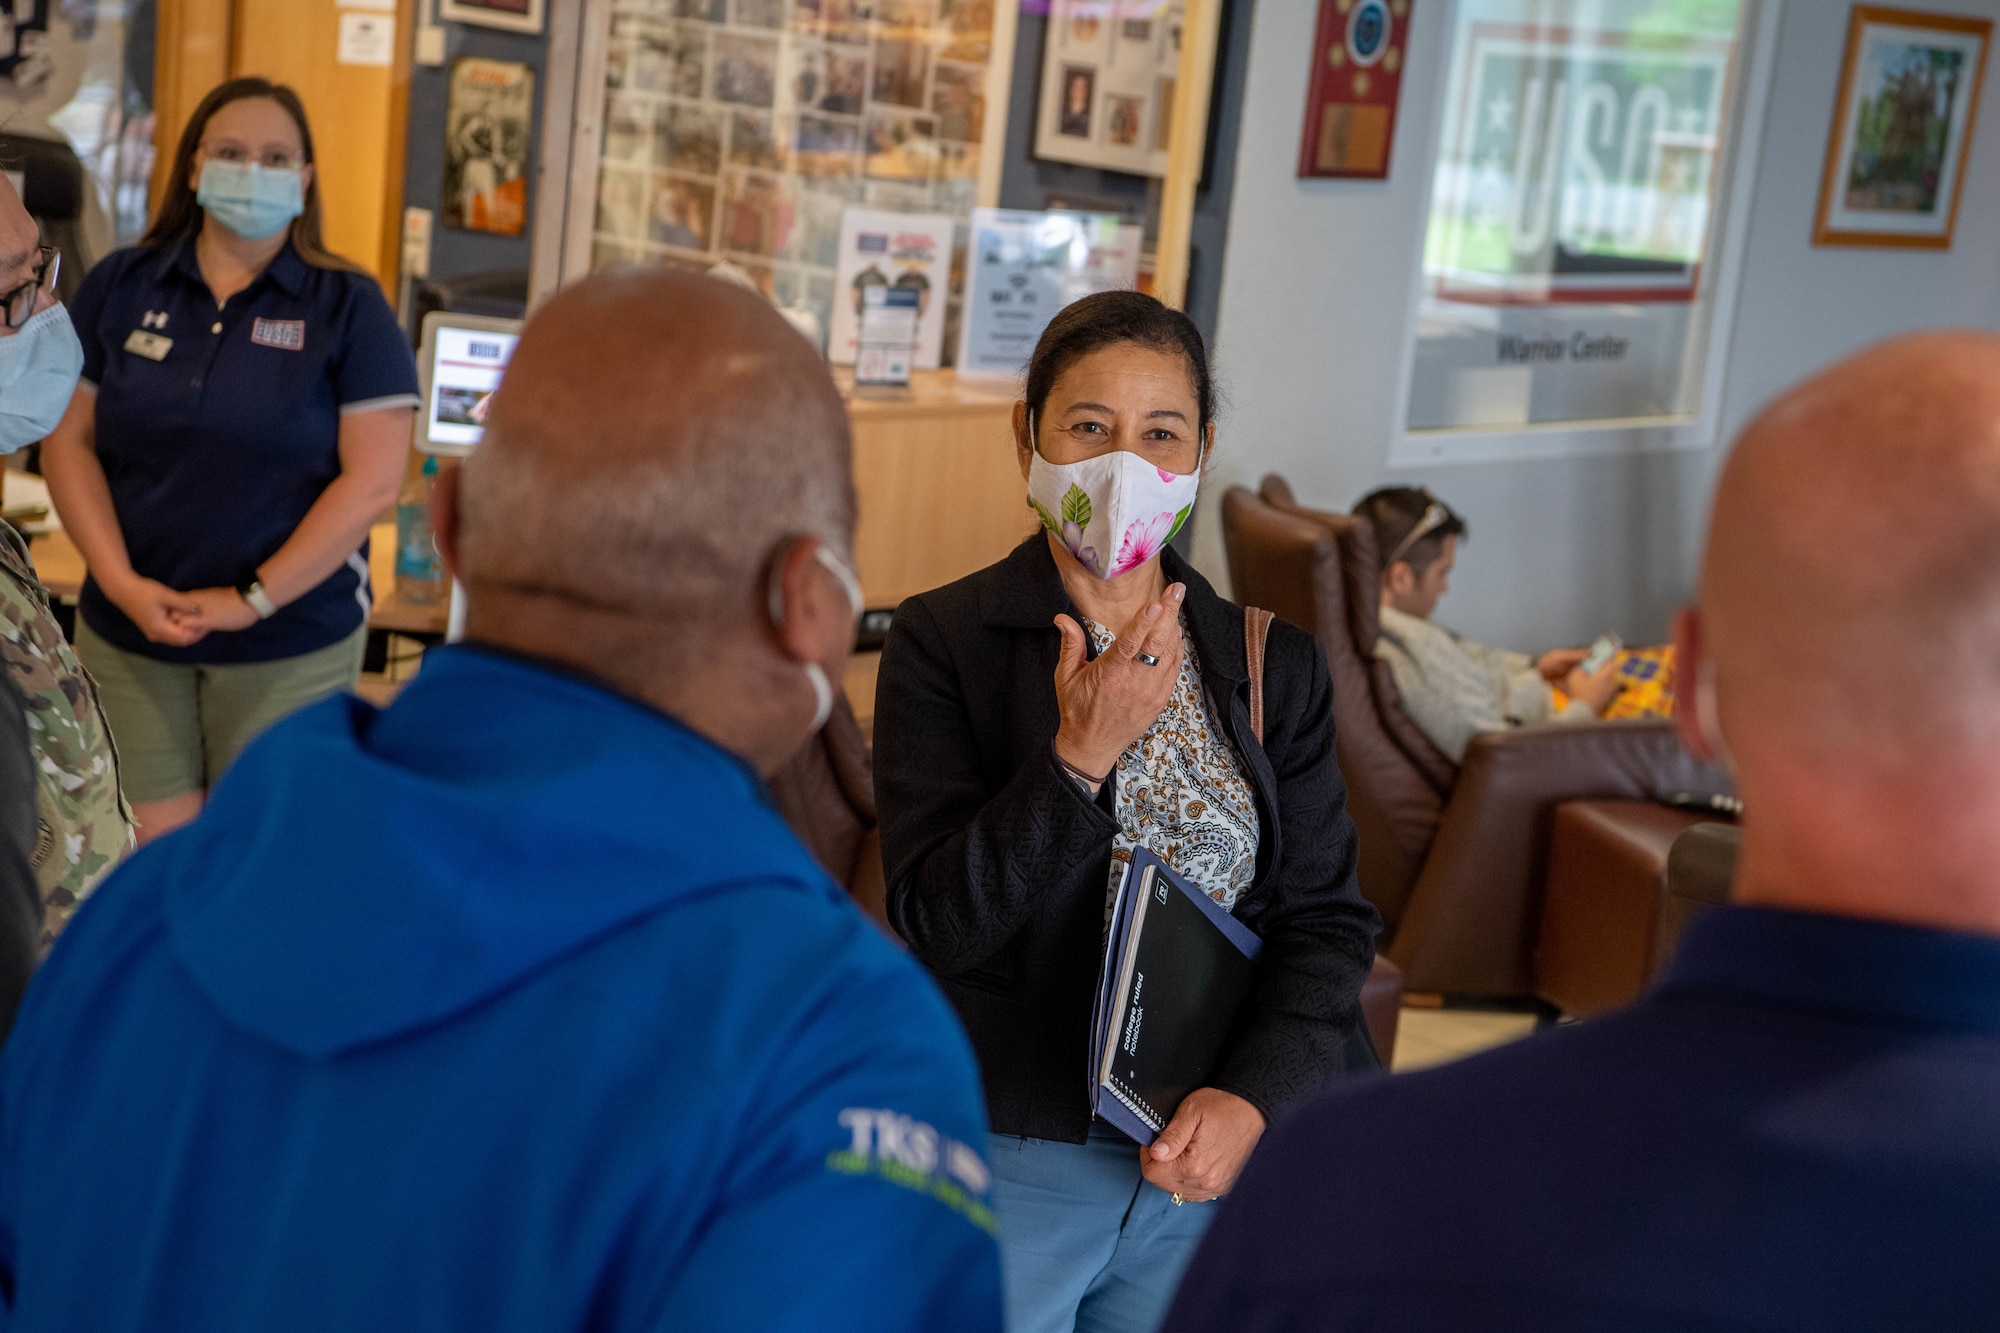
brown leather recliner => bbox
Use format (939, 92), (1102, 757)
(1221, 475), (1733, 999)
(771, 693), (1406, 1061)
(1659, 821), (1739, 966)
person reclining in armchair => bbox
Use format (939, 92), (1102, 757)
(1353, 486), (1668, 763)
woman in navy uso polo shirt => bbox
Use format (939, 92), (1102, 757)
(43, 78), (418, 843)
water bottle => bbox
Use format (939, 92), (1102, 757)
(395, 456), (445, 606)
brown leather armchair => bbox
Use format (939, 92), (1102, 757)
(1659, 821), (1739, 965)
(771, 692), (1407, 1061)
(1221, 476), (1733, 999)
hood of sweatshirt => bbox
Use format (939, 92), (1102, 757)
(162, 646), (827, 1058)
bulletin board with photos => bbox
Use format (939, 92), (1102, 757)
(588, 0), (1003, 356)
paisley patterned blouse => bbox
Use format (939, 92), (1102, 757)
(1084, 616), (1262, 914)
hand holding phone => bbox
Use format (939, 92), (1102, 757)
(1578, 633), (1622, 676)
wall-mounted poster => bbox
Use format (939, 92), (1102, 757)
(1297, 0), (1412, 178)
(444, 58), (536, 237)
(957, 208), (1130, 378)
(1034, 0), (1182, 177)
(1814, 6), (1990, 248)
(441, 0), (545, 36)
(1400, 0), (1766, 457)
(828, 207), (955, 369)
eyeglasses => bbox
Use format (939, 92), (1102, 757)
(0, 246), (57, 330)
(1385, 497), (1451, 567)
(200, 141), (305, 172)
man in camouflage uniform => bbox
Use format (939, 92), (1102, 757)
(0, 169), (132, 953)
(0, 521), (133, 944)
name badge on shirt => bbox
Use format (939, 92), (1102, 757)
(251, 318), (305, 351)
(123, 329), (172, 361)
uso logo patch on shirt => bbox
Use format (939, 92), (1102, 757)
(251, 318), (306, 351)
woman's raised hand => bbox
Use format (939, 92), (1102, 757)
(1051, 583), (1186, 785)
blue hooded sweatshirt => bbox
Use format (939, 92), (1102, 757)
(0, 647), (1001, 1332)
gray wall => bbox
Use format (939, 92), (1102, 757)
(402, 22), (551, 287)
(1192, 0), (2000, 652)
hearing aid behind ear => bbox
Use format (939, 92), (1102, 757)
(766, 536), (863, 630)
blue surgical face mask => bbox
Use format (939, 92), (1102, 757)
(196, 159), (305, 241)
(0, 302), (83, 454)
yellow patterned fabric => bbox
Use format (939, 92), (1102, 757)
(1551, 645), (1676, 720)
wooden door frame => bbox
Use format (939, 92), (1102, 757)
(374, 0), (418, 284)
(1154, 0), (1224, 311)
(149, 0), (235, 218)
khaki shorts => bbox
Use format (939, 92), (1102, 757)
(75, 619), (367, 804)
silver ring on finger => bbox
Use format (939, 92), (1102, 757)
(1136, 652), (1161, 667)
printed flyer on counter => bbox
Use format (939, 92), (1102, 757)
(957, 208), (1132, 378)
(827, 207), (956, 369)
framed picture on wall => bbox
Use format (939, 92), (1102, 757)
(1033, 0), (1180, 177)
(1296, 0), (1413, 179)
(1814, 6), (1991, 248)
(440, 0), (545, 36)
(443, 58), (537, 236)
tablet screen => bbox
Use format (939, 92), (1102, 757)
(425, 322), (519, 450)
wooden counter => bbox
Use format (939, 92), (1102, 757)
(843, 369), (1038, 609)
(23, 527), (82, 602)
(18, 367), (1032, 625)
(25, 520), (451, 639)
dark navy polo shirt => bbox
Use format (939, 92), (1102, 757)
(67, 239), (419, 664)
(1163, 905), (2000, 1331)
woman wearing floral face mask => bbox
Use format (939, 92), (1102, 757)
(874, 290), (1381, 1333)
(42, 78), (418, 845)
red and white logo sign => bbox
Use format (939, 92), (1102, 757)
(251, 318), (306, 350)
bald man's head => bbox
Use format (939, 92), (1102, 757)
(456, 268), (853, 668)
(1702, 332), (2000, 768)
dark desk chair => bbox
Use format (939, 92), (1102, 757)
(1222, 476), (1732, 1000)
(411, 269), (529, 338)
(0, 134), (90, 301)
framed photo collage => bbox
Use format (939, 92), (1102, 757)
(591, 0), (998, 346)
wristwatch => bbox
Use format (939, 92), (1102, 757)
(236, 578), (277, 620)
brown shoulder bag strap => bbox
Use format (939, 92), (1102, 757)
(1244, 606), (1275, 747)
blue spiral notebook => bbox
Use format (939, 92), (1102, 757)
(1089, 848), (1262, 1146)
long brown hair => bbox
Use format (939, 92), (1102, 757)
(141, 77), (359, 272)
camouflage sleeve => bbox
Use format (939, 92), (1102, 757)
(0, 526), (135, 947)
(0, 667), (39, 1035)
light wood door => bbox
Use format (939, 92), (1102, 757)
(150, 0), (414, 288)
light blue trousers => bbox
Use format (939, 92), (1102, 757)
(988, 1124), (1216, 1333)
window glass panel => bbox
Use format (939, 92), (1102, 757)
(1406, 0), (1748, 433)
(0, 2), (157, 280)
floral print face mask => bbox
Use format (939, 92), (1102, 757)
(1026, 445), (1201, 580)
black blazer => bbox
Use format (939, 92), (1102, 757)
(875, 535), (1382, 1143)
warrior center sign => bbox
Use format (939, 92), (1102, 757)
(1401, 0), (1758, 448)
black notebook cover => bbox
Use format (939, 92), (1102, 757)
(1092, 848), (1261, 1146)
